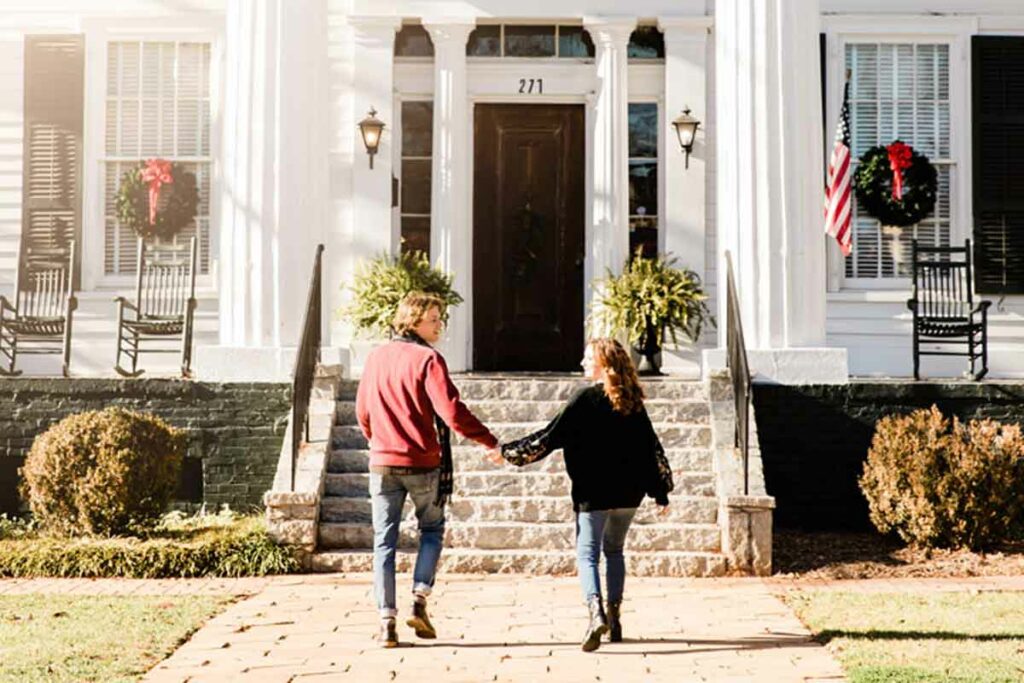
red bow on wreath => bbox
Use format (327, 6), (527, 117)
(140, 159), (174, 226)
(886, 141), (912, 201)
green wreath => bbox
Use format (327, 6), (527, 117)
(115, 161), (200, 240)
(853, 141), (937, 227)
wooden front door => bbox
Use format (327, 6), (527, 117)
(473, 104), (585, 371)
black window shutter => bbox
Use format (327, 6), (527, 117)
(21, 35), (84, 282)
(972, 36), (1024, 294)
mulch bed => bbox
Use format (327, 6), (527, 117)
(772, 529), (1024, 580)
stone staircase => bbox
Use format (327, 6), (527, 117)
(311, 375), (732, 576)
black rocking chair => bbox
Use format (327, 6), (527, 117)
(907, 239), (991, 380)
(114, 237), (198, 378)
(0, 243), (78, 377)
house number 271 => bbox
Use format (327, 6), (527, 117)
(518, 78), (543, 94)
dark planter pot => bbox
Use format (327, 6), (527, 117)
(633, 320), (663, 376)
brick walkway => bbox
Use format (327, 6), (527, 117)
(127, 574), (846, 682)
(7, 573), (1022, 682)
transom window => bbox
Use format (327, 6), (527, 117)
(844, 42), (951, 281)
(629, 102), (659, 258)
(103, 41), (212, 275)
(466, 24), (594, 58)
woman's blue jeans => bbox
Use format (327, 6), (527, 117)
(370, 470), (446, 618)
(575, 507), (637, 604)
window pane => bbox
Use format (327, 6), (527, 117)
(559, 26), (594, 58)
(505, 25), (555, 57)
(401, 159), (432, 215)
(402, 102), (433, 157)
(467, 25), (500, 57)
(401, 216), (431, 257)
(629, 161), (658, 217)
(630, 219), (658, 260)
(628, 103), (657, 157)
(395, 24), (433, 57)
(628, 27), (664, 59)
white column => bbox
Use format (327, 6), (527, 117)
(350, 17), (402, 258)
(659, 18), (710, 278)
(424, 20), (474, 372)
(584, 17), (635, 306)
(204, 0), (329, 380)
(711, 0), (846, 383)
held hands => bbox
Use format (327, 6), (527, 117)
(486, 447), (504, 465)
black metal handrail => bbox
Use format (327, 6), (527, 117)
(725, 250), (752, 495)
(291, 244), (325, 491)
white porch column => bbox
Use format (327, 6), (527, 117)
(202, 0), (330, 380)
(584, 17), (635, 306)
(350, 17), (402, 258)
(710, 0), (846, 383)
(424, 20), (473, 372)
(659, 18), (711, 277)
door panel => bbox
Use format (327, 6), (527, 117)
(473, 104), (585, 371)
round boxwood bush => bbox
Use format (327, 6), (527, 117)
(859, 405), (1024, 550)
(20, 408), (186, 536)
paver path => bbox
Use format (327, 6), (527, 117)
(132, 574), (846, 682)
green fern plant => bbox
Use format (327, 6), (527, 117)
(590, 250), (714, 349)
(342, 251), (464, 338)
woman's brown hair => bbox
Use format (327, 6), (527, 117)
(589, 338), (645, 415)
(393, 291), (445, 336)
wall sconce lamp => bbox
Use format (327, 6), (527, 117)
(358, 107), (385, 169)
(671, 107), (701, 169)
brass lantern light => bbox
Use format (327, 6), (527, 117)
(671, 107), (701, 169)
(358, 107), (386, 169)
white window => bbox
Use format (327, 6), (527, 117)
(845, 42), (952, 282)
(103, 41), (212, 275)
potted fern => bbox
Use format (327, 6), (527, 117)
(342, 251), (463, 339)
(590, 250), (714, 375)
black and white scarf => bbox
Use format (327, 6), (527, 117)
(398, 331), (453, 507)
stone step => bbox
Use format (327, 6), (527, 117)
(317, 521), (721, 553)
(319, 494), (718, 525)
(311, 548), (727, 577)
(331, 423), (713, 450)
(328, 447), (714, 475)
(324, 471), (716, 499)
(337, 378), (707, 402)
(334, 399), (710, 426)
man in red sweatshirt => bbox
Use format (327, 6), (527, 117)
(356, 291), (500, 648)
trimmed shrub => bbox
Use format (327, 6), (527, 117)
(20, 408), (186, 536)
(0, 515), (300, 578)
(859, 405), (1024, 550)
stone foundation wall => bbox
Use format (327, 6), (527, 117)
(0, 379), (290, 515)
(752, 381), (1024, 531)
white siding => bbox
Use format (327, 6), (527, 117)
(0, 38), (24, 292)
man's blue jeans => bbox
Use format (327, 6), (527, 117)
(575, 507), (638, 604)
(370, 470), (446, 618)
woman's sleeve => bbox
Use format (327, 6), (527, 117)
(500, 388), (584, 467)
(642, 409), (674, 505)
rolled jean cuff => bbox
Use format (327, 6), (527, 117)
(379, 607), (398, 618)
(412, 583), (433, 597)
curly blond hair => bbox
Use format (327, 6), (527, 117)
(393, 291), (445, 336)
(589, 338), (645, 415)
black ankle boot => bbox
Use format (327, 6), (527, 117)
(607, 601), (622, 642)
(581, 596), (609, 652)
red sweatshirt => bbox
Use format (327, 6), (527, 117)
(355, 340), (498, 468)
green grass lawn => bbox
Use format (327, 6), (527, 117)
(0, 594), (232, 682)
(786, 591), (1024, 683)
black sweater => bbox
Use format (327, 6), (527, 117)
(500, 385), (674, 512)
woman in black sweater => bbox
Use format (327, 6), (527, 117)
(499, 338), (674, 652)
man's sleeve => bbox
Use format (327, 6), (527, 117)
(423, 353), (498, 448)
(355, 375), (371, 440)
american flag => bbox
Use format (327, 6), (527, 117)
(824, 82), (853, 257)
